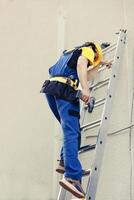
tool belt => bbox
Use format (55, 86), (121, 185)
(40, 76), (79, 102)
(49, 76), (78, 90)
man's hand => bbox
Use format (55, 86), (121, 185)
(101, 61), (112, 69)
(106, 61), (112, 69)
(81, 89), (90, 104)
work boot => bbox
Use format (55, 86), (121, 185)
(56, 160), (91, 177)
(56, 160), (65, 174)
(59, 177), (85, 199)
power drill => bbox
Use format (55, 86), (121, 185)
(76, 90), (95, 113)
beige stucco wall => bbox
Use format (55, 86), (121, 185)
(0, 0), (133, 200)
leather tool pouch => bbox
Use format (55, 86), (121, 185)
(40, 80), (78, 102)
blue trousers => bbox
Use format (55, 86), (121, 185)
(45, 94), (82, 180)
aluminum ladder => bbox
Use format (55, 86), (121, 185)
(57, 29), (127, 200)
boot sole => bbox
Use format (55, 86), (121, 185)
(56, 169), (65, 174)
(82, 171), (90, 176)
(56, 169), (90, 177)
(59, 180), (85, 199)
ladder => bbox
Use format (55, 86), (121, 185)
(57, 29), (127, 200)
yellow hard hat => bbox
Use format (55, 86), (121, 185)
(93, 43), (103, 67)
(81, 47), (95, 65)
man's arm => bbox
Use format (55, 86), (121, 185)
(77, 56), (90, 104)
(87, 65), (99, 81)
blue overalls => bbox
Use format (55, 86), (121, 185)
(45, 51), (82, 180)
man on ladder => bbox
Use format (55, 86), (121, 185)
(41, 42), (111, 198)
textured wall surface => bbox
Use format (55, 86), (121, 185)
(0, 0), (133, 200)
(0, 1), (58, 199)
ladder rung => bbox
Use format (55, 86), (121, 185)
(103, 46), (116, 55)
(79, 144), (96, 154)
(84, 98), (105, 109)
(94, 98), (105, 108)
(84, 123), (101, 131)
(102, 42), (117, 53)
(95, 97), (105, 105)
(81, 119), (101, 130)
(94, 79), (109, 90)
(90, 78), (109, 91)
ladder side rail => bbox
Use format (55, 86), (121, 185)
(57, 187), (67, 200)
(85, 30), (126, 200)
